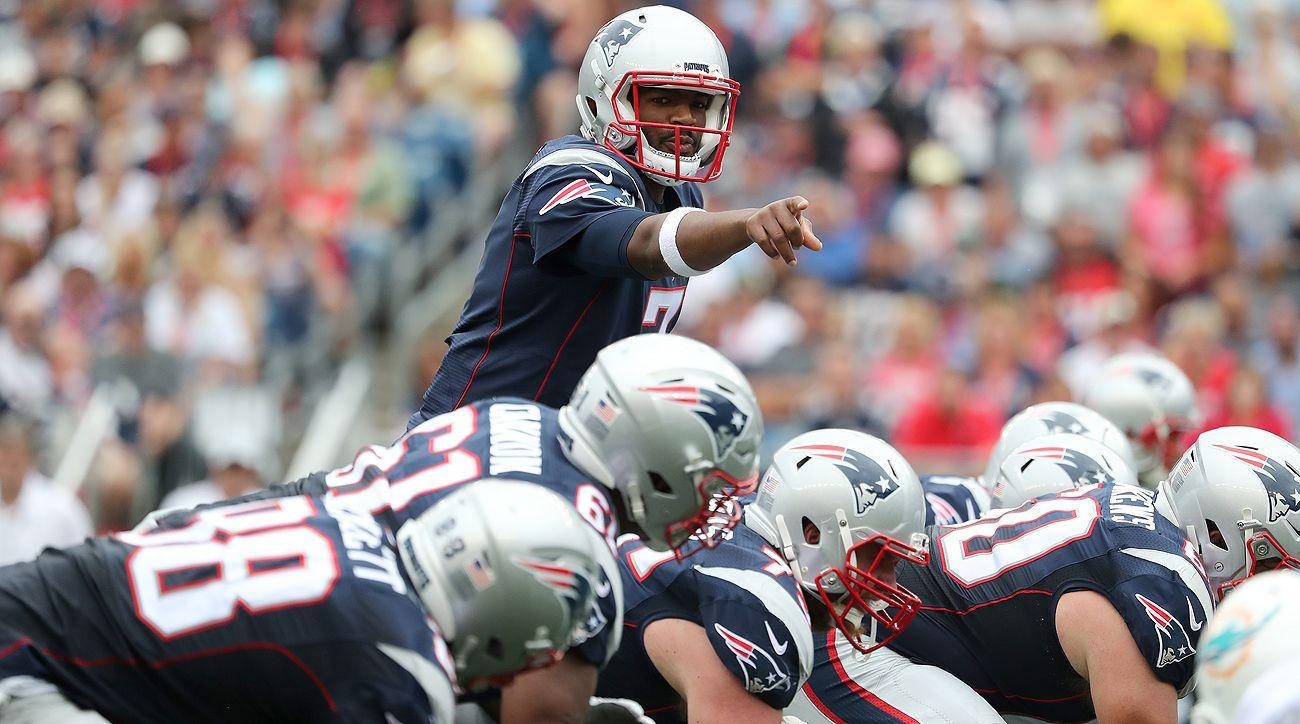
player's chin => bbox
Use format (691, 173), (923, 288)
(649, 134), (699, 157)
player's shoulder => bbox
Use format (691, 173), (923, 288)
(920, 474), (989, 526)
(522, 136), (642, 188)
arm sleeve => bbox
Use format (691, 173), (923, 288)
(148, 472), (329, 529)
(518, 164), (655, 278)
(1108, 576), (1205, 693)
(324, 643), (456, 724)
(696, 578), (809, 709)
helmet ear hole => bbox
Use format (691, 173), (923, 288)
(486, 637), (504, 660)
(802, 517), (820, 545)
(648, 471), (673, 494)
(585, 97), (598, 115)
(1206, 519), (1228, 551)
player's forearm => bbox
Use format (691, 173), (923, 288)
(626, 208), (756, 279)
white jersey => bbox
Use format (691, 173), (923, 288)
(786, 628), (1002, 724)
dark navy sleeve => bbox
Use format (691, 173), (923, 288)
(690, 566), (813, 709)
(1105, 575), (1207, 693)
(519, 163), (654, 275)
(921, 475), (990, 526)
(147, 471), (329, 529)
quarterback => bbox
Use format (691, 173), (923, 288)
(411, 5), (820, 430)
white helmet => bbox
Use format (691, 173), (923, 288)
(396, 479), (617, 689)
(1192, 570), (1300, 724)
(1084, 352), (1202, 486)
(1161, 426), (1300, 601)
(747, 429), (928, 653)
(982, 401), (1137, 488)
(559, 334), (761, 557)
(989, 432), (1139, 509)
(576, 5), (738, 186)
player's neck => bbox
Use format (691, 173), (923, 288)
(642, 174), (666, 205)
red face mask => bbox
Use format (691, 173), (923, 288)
(1138, 418), (1196, 470)
(1216, 528), (1300, 600)
(814, 534), (930, 653)
(604, 70), (740, 184)
(665, 469), (755, 560)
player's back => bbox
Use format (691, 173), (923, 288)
(414, 136), (699, 422)
(889, 483), (1213, 722)
(595, 517), (813, 722)
(0, 495), (454, 724)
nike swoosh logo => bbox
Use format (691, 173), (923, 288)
(765, 621), (789, 656)
(1188, 598), (1203, 631)
(582, 164), (614, 185)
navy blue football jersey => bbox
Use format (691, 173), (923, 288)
(595, 520), (814, 721)
(0, 495), (454, 724)
(889, 483), (1214, 721)
(411, 136), (701, 428)
(920, 474), (990, 526)
(188, 398), (623, 668)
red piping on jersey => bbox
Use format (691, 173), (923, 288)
(801, 680), (847, 724)
(919, 588), (1053, 615)
(533, 279), (610, 400)
(826, 630), (919, 724)
(644, 703), (681, 714)
(454, 234), (522, 409)
(0, 638), (338, 713)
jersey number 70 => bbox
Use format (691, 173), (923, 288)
(936, 488), (1102, 588)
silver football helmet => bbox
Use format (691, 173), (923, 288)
(559, 334), (762, 557)
(395, 479), (620, 688)
(989, 432), (1139, 509)
(1083, 352), (1201, 486)
(576, 5), (738, 186)
(1192, 570), (1300, 724)
(1161, 426), (1300, 601)
(982, 401), (1136, 488)
(747, 429), (928, 653)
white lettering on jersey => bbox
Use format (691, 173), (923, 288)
(1109, 486), (1157, 531)
(488, 403), (543, 476)
(695, 566), (815, 682)
(324, 495), (407, 595)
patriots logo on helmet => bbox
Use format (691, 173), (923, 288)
(1136, 368), (1172, 392)
(539, 178), (635, 215)
(513, 556), (598, 643)
(640, 384), (752, 459)
(1040, 411), (1089, 435)
(1213, 444), (1300, 522)
(1135, 593), (1196, 667)
(1020, 446), (1115, 487)
(713, 623), (792, 694)
(594, 18), (643, 66)
(793, 445), (899, 515)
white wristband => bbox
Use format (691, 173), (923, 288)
(657, 206), (706, 277)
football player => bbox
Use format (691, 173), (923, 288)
(987, 432), (1138, 509)
(1192, 570), (1300, 724)
(145, 333), (763, 723)
(0, 480), (610, 723)
(752, 429), (1003, 723)
(1084, 352), (1202, 487)
(412, 5), (821, 428)
(885, 459), (1211, 721)
(593, 489), (813, 722)
(922, 401), (1134, 527)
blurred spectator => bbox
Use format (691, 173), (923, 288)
(0, 283), (53, 418)
(0, 413), (91, 565)
(894, 368), (1002, 474)
(1198, 365), (1292, 439)
(863, 296), (943, 428)
(889, 142), (984, 293)
(161, 433), (268, 511)
(1099, 0), (1233, 94)
(1253, 293), (1300, 431)
(1055, 103), (1147, 248)
(1226, 126), (1300, 278)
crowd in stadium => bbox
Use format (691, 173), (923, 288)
(1, 0), (1298, 558)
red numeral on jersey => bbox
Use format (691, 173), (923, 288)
(642, 286), (686, 332)
(119, 499), (339, 639)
